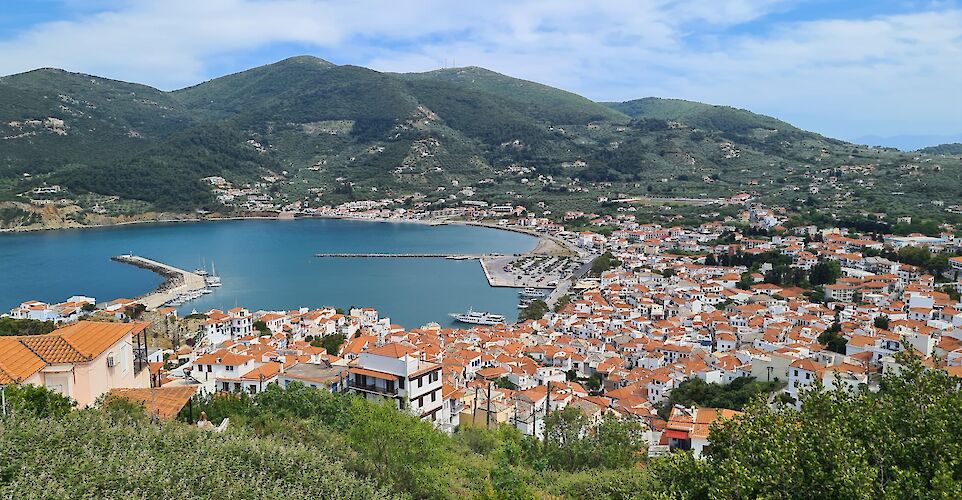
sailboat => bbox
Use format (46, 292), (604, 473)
(193, 258), (209, 276)
(205, 261), (222, 287)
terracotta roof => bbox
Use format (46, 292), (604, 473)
(0, 321), (144, 381)
(56, 321), (148, 359)
(366, 342), (417, 359)
(108, 386), (198, 420)
(20, 335), (86, 363)
(194, 349), (254, 366)
(0, 337), (45, 384)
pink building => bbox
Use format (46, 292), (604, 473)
(0, 321), (149, 407)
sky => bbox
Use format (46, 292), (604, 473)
(1, 0), (960, 148)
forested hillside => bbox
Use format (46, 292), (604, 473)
(2, 56), (961, 227)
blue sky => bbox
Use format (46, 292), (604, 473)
(1, 0), (960, 148)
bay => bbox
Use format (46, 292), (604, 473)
(0, 218), (537, 328)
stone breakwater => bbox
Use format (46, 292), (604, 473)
(110, 255), (206, 309)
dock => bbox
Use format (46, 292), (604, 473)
(111, 255), (207, 310)
(315, 253), (504, 259)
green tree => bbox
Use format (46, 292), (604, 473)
(818, 321), (847, 354)
(874, 315), (890, 330)
(653, 352), (962, 498)
(589, 252), (621, 277)
(252, 320), (270, 335)
(0, 317), (56, 337)
(810, 260), (842, 286)
(519, 300), (549, 321)
(1, 384), (75, 419)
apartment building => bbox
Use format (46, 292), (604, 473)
(347, 342), (445, 424)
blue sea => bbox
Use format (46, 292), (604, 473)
(0, 219), (536, 328)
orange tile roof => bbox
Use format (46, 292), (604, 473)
(108, 386), (198, 420)
(0, 321), (144, 381)
(0, 337), (46, 383)
(56, 321), (148, 359)
(19, 335), (86, 363)
(366, 342), (417, 359)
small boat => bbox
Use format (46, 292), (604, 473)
(205, 261), (222, 287)
(449, 309), (506, 325)
(519, 287), (547, 298)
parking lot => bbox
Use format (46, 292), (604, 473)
(481, 254), (585, 288)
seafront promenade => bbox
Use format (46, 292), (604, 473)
(111, 255), (207, 309)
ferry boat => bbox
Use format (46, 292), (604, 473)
(449, 309), (506, 325)
(518, 288), (547, 299)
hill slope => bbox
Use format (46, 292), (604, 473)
(1, 57), (961, 228)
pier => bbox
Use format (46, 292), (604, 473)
(111, 255), (207, 310)
(315, 253), (504, 259)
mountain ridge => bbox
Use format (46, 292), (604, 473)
(2, 56), (960, 228)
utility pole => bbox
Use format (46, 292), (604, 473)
(485, 382), (492, 429)
(473, 386), (480, 426)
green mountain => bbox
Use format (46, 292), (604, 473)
(1, 56), (960, 227)
(605, 97), (810, 137)
(918, 143), (962, 155)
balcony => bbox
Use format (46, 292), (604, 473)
(349, 380), (399, 397)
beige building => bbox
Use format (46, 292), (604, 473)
(0, 321), (149, 407)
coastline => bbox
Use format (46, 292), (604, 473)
(0, 212), (573, 255)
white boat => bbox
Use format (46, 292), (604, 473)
(449, 309), (506, 325)
(519, 288), (547, 298)
(205, 261), (222, 287)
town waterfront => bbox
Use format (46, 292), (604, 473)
(0, 218), (538, 327)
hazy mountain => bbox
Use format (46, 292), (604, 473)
(855, 133), (962, 152)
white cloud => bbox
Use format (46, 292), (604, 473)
(1, 0), (960, 139)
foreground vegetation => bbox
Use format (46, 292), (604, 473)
(1, 354), (959, 498)
(0, 317), (56, 336)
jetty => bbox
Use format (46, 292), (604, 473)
(111, 255), (207, 310)
(315, 253), (504, 259)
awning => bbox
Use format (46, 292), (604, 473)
(348, 367), (397, 381)
(663, 429), (690, 440)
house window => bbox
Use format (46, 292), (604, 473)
(226, 366), (234, 371)
(418, 377), (423, 388)
(431, 391), (436, 402)
(398, 378), (405, 389)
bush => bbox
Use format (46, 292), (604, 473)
(0, 411), (391, 498)
(0, 384), (75, 419)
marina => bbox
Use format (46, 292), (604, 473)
(110, 255), (209, 309)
